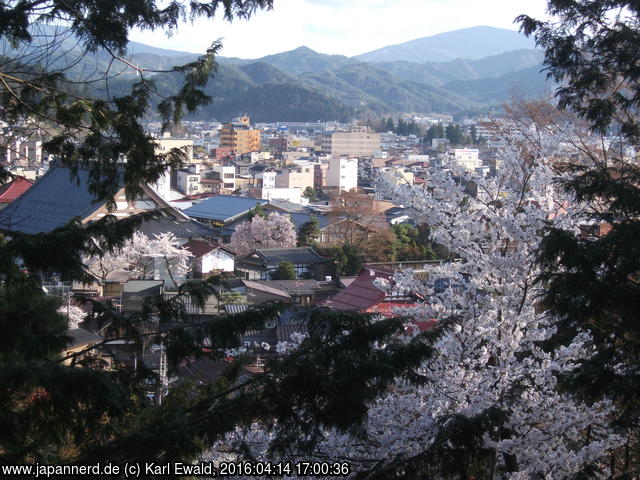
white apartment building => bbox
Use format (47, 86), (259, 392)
(326, 156), (358, 192)
(454, 148), (481, 172)
(254, 171), (277, 189)
(177, 164), (202, 195)
(212, 165), (236, 191)
(250, 151), (273, 163)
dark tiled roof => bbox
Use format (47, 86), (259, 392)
(251, 279), (321, 295)
(67, 328), (102, 349)
(242, 280), (292, 299)
(247, 247), (329, 266)
(183, 195), (267, 222)
(288, 212), (331, 231)
(138, 216), (217, 239)
(0, 166), (107, 234)
(323, 267), (394, 311)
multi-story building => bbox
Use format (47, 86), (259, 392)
(321, 126), (381, 158)
(211, 165), (236, 193)
(454, 148), (481, 172)
(275, 162), (315, 191)
(326, 156), (358, 192)
(219, 116), (261, 154)
(176, 164), (202, 195)
(155, 137), (194, 162)
(254, 171), (277, 189)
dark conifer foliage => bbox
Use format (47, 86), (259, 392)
(520, 1), (640, 471)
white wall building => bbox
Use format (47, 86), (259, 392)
(255, 171), (277, 189)
(326, 156), (358, 192)
(176, 165), (202, 195)
(212, 165), (236, 191)
(454, 148), (481, 172)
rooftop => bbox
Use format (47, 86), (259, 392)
(239, 247), (329, 266)
(0, 166), (108, 234)
(0, 176), (33, 204)
(183, 195), (268, 222)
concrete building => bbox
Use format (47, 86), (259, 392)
(254, 171), (277, 189)
(321, 126), (381, 158)
(219, 116), (261, 154)
(326, 156), (358, 192)
(211, 165), (236, 192)
(275, 162), (315, 191)
(176, 165), (202, 195)
(156, 137), (194, 162)
(454, 148), (481, 172)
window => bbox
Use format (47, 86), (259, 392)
(224, 183), (234, 189)
(189, 176), (198, 182)
(224, 173), (234, 179)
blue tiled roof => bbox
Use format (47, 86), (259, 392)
(0, 166), (108, 234)
(183, 195), (267, 222)
(288, 212), (331, 231)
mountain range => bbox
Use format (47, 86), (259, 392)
(3, 26), (552, 122)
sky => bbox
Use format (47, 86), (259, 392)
(129, 0), (550, 59)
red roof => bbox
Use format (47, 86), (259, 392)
(181, 239), (219, 257)
(0, 176), (33, 203)
(324, 267), (413, 314)
(181, 239), (236, 257)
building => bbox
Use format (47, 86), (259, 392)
(220, 116), (261, 154)
(0, 164), (205, 235)
(275, 162), (315, 191)
(321, 126), (381, 158)
(183, 195), (270, 228)
(326, 156), (358, 192)
(211, 165), (236, 192)
(0, 176), (33, 209)
(180, 239), (236, 278)
(155, 137), (194, 163)
(254, 171), (277, 189)
(235, 247), (331, 280)
(454, 148), (481, 171)
(323, 267), (422, 319)
(176, 165), (202, 195)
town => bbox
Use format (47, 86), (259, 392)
(1, 0), (639, 477)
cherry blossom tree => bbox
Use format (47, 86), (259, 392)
(207, 116), (622, 478)
(84, 232), (191, 287)
(230, 213), (297, 255)
(57, 304), (87, 330)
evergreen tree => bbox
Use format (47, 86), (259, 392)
(297, 216), (320, 248)
(271, 261), (296, 280)
(520, 2), (640, 470)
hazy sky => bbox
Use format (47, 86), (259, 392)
(129, 0), (550, 59)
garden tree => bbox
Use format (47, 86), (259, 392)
(212, 120), (622, 478)
(230, 213), (296, 255)
(247, 202), (268, 219)
(391, 223), (437, 261)
(519, 2), (640, 471)
(84, 232), (192, 286)
(302, 186), (318, 201)
(327, 190), (395, 261)
(271, 261), (296, 280)
(296, 215), (320, 248)
(320, 242), (364, 276)
(57, 304), (87, 330)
